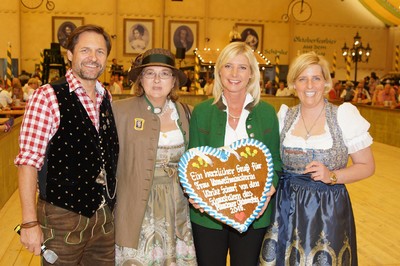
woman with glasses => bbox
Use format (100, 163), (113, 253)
(113, 48), (197, 265)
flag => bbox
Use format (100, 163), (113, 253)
(332, 51), (337, 75)
(39, 49), (44, 79)
(194, 55), (200, 93)
(6, 42), (12, 88)
(275, 54), (280, 85)
(346, 54), (351, 82)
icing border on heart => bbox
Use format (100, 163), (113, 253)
(178, 138), (274, 233)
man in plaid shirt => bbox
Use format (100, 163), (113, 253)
(14, 24), (119, 265)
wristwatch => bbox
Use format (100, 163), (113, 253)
(329, 171), (338, 185)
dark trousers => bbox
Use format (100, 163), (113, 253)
(37, 199), (115, 265)
(192, 222), (267, 266)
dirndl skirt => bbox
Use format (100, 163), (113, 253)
(260, 172), (357, 266)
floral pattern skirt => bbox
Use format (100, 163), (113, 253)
(116, 169), (197, 266)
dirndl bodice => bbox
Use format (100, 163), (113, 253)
(260, 102), (358, 266)
(279, 102), (348, 173)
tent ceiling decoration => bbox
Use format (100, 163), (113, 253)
(194, 48), (271, 68)
(360, 0), (400, 26)
(192, 48), (271, 93)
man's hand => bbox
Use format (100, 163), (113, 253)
(20, 225), (43, 256)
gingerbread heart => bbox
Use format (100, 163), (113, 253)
(178, 138), (274, 233)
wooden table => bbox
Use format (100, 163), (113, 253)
(0, 110), (25, 117)
(11, 106), (25, 110)
(0, 118), (10, 124)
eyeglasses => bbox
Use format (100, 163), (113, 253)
(142, 70), (174, 80)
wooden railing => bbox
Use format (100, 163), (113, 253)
(111, 93), (300, 110)
(354, 104), (400, 148)
(112, 93), (400, 146)
(0, 116), (22, 209)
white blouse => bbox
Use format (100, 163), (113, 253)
(223, 94), (253, 146)
(158, 101), (184, 146)
(278, 103), (373, 154)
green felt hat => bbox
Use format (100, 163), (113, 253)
(128, 48), (187, 86)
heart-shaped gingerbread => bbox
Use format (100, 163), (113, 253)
(178, 138), (274, 233)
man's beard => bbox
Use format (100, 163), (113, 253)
(78, 61), (104, 80)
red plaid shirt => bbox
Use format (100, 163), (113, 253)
(15, 69), (112, 170)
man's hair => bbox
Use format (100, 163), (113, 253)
(66, 24), (112, 56)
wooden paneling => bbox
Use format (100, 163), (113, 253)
(112, 94), (300, 109)
(114, 95), (400, 147)
(355, 104), (400, 148)
(0, 116), (22, 210)
(261, 96), (300, 111)
(112, 93), (210, 107)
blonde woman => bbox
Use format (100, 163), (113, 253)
(189, 42), (282, 266)
(260, 52), (374, 265)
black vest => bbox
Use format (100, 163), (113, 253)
(39, 78), (119, 217)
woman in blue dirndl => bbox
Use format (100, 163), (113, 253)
(259, 52), (375, 266)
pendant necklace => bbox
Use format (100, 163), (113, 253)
(228, 113), (241, 123)
(154, 100), (169, 116)
(300, 103), (325, 140)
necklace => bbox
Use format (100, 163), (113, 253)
(154, 100), (169, 116)
(228, 113), (241, 122)
(300, 103), (325, 140)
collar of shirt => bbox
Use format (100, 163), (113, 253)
(222, 93), (253, 146)
(65, 69), (106, 97)
(65, 69), (106, 131)
(222, 93), (254, 110)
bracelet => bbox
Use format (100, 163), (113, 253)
(329, 171), (338, 185)
(20, 221), (40, 228)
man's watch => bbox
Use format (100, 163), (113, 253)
(329, 171), (338, 185)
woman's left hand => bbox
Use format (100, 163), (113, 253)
(188, 198), (204, 213)
(256, 185), (276, 219)
(304, 161), (331, 184)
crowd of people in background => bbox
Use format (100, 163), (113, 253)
(327, 72), (399, 108)
(3, 54), (397, 137)
(0, 71), (43, 133)
(3, 51), (400, 108)
(0, 74), (42, 110)
(11, 54), (393, 108)
(0, 69), (47, 133)
(253, 71), (400, 108)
